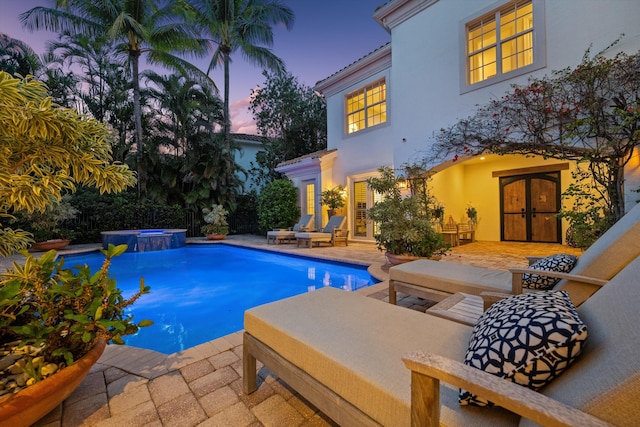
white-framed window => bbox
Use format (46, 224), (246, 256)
(345, 78), (387, 134)
(462, 0), (545, 91)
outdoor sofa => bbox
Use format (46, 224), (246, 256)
(389, 201), (640, 309)
(243, 254), (640, 426)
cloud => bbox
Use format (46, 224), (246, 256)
(229, 95), (258, 134)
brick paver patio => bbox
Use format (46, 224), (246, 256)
(2, 236), (581, 427)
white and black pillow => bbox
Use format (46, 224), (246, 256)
(522, 254), (578, 290)
(459, 291), (588, 406)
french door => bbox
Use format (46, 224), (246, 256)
(352, 180), (381, 240)
(500, 172), (561, 243)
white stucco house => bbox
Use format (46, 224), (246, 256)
(277, 0), (640, 244)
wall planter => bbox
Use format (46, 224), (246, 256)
(0, 340), (106, 427)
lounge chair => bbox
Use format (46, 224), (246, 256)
(243, 255), (640, 426)
(295, 215), (347, 248)
(266, 214), (314, 244)
(389, 201), (640, 308)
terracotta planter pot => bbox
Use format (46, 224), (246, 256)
(385, 252), (442, 266)
(31, 239), (71, 251)
(385, 252), (421, 266)
(205, 233), (226, 241)
(0, 340), (106, 427)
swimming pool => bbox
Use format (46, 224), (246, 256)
(67, 245), (376, 354)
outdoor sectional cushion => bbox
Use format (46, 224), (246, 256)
(460, 290), (588, 406)
(390, 260), (514, 295)
(522, 253), (578, 290)
(245, 287), (520, 427)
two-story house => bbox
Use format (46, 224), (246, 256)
(277, 0), (640, 244)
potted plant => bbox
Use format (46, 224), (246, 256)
(13, 196), (78, 251)
(367, 166), (449, 265)
(466, 203), (478, 226)
(0, 243), (152, 426)
(201, 204), (229, 240)
(320, 185), (346, 217)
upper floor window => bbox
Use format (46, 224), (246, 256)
(346, 79), (387, 134)
(466, 0), (541, 87)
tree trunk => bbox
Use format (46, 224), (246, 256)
(131, 52), (144, 198)
(223, 50), (231, 152)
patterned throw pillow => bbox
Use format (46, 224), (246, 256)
(522, 253), (578, 290)
(459, 291), (588, 406)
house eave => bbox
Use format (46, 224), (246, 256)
(276, 150), (338, 175)
(314, 43), (392, 97)
(373, 0), (440, 30)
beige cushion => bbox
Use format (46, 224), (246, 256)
(390, 260), (513, 294)
(519, 255), (640, 426)
(556, 202), (640, 305)
(294, 231), (332, 241)
(245, 287), (519, 427)
(267, 230), (296, 238)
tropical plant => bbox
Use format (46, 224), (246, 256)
(257, 179), (299, 232)
(558, 167), (613, 250)
(320, 185), (346, 210)
(0, 33), (42, 76)
(0, 244), (151, 382)
(201, 204), (229, 235)
(431, 42), (640, 223)
(21, 0), (214, 195)
(366, 166), (448, 258)
(249, 70), (327, 186)
(0, 71), (135, 256)
(191, 0), (294, 150)
(466, 204), (478, 224)
(12, 196), (78, 243)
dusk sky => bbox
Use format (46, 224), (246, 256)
(1, 0), (391, 133)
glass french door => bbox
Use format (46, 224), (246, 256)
(352, 180), (381, 239)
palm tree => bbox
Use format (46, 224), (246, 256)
(0, 34), (42, 76)
(189, 0), (294, 149)
(20, 0), (214, 195)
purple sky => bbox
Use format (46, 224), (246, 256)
(1, 0), (390, 133)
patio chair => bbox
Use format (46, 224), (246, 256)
(295, 215), (346, 248)
(266, 214), (314, 244)
(389, 201), (640, 310)
(244, 255), (640, 426)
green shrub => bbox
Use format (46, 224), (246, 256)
(257, 179), (300, 233)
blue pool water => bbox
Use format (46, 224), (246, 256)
(66, 245), (376, 354)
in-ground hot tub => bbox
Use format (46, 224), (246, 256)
(101, 229), (187, 252)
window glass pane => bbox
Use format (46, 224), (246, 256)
(482, 29), (496, 47)
(502, 54), (516, 73)
(306, 183), (315, 215)
(502, 38), (516, 58)
(484, 60), (496, 80)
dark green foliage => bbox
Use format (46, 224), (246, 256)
(257, 179), (300, 233)
(249, 70), (327, 186)
(367, 166), (449, 257)
(66, 187), (186, 243)
(558, 168), (614, 249)
(229, 192), (260, 234)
